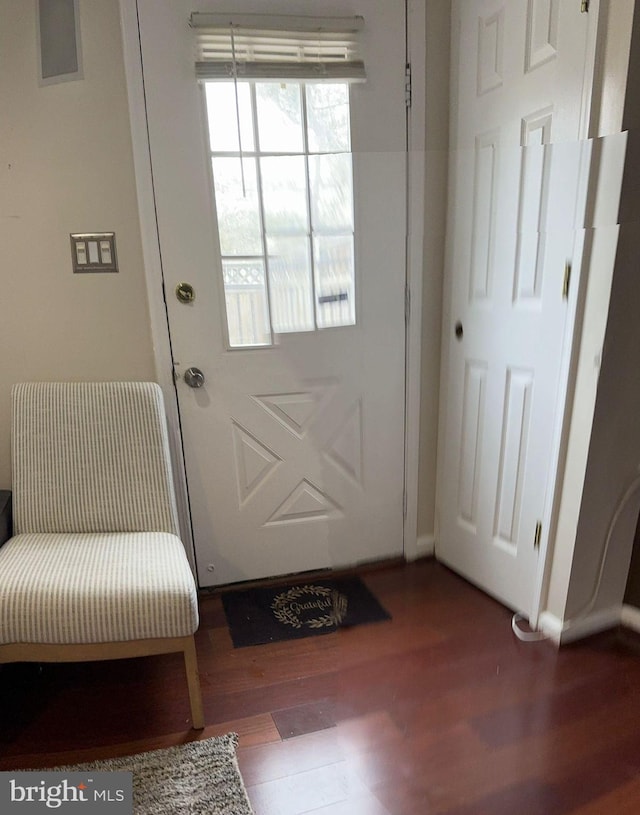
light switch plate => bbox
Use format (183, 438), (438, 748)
(71, 232), (118, 273)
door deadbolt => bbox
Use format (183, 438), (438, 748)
(184, 367), (205, 388)
(455, 321), (464, 340)
(176, 282), (195, 304)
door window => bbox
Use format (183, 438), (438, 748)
(204, 81), (356, 348)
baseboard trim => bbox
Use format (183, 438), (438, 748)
(621, 604), (640, 634)
(537, 611), (563, 644)
(539, 606), (622, 645)
(416, 534), (435, 558)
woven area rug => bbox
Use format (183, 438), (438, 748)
(50, 734), (253, 814)
(222, 576), (391, 647)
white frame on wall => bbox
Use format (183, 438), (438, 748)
(36, 0), (84, 86)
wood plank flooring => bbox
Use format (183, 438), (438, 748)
(2, 559), (640, 813)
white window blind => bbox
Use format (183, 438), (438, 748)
(190, 12), (366, 82)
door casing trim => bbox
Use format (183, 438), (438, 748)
(119, 0), (198, 575)
(403, 0), (427, 562)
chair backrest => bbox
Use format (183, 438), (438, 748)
(12, 382), (180, 536)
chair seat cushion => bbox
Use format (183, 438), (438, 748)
(0, 532), (198, 645)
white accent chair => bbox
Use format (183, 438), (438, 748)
(0, 382), (204, 729)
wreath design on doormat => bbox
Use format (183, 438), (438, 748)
(271, 585), (348, 629)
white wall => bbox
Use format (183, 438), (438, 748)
(541, 0), (637, 639)
(0, 0), (155, 489)
(564, 3), (640, 621)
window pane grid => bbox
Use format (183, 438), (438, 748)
(301, 85), (319, 333)
(207, 80), (355, 347)
(250, 83), (276, 347)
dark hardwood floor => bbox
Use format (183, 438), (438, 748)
(2, 558), (640, 814)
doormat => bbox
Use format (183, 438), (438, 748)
(221, 577), (391, 648)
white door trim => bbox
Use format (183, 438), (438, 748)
(529, 0), (601, 626)
(119, 0), (197, 572)
(119, 0), (422, 570)
(404, 0), (427, 561)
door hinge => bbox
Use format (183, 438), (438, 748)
(562, 260), (572, 300)
(534, 521), (542, 550)
(581, 0), (590, 12)
(405, 63), (412, 108)
(403, 488), (408, 519)
(405, 283), (411, 325)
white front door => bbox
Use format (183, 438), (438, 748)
(438, 0), (596, 615)
(136, 1), (407, 587)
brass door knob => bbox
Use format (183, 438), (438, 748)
(184, 367), (205, 388)
(176, 282), (196, 303)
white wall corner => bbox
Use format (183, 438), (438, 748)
(417, 534), (435, 558)
(406, 534), (435, 562)
(539, 606), (622, 646)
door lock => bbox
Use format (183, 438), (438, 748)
(175, 282), (196, 303)
(184, 367), (205, 388)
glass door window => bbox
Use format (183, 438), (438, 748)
(205, 81), (356, 348)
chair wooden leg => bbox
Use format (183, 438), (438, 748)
(183, 635), (205, 730)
